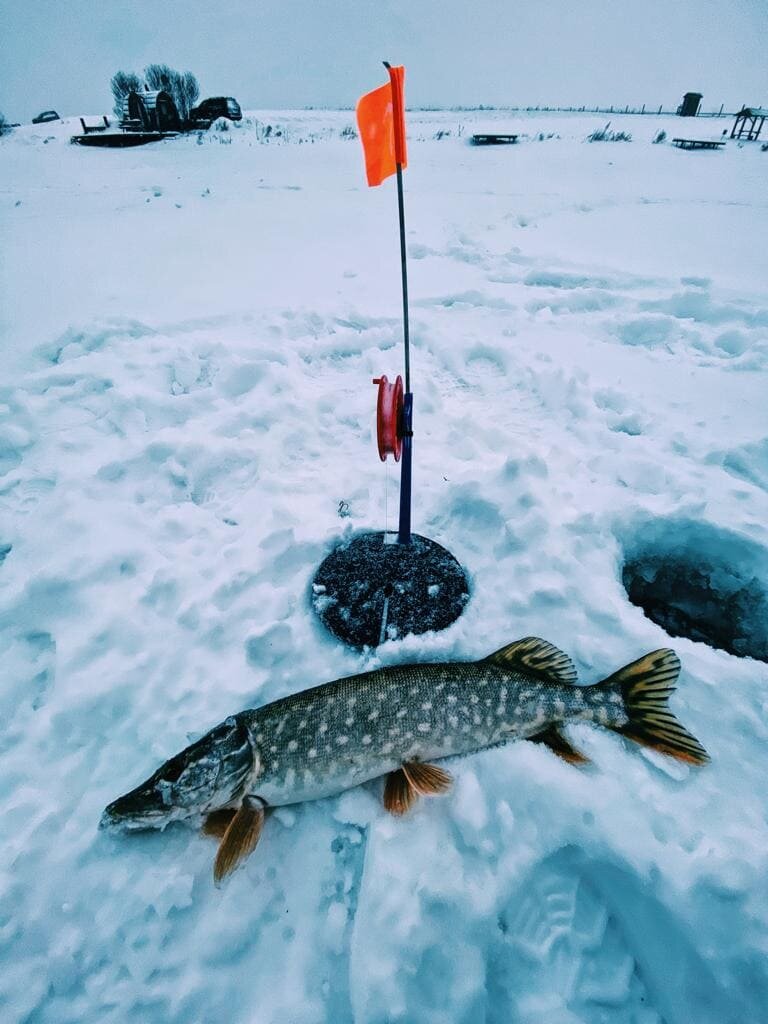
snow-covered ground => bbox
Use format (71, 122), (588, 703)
(1, 110), (767, 1023)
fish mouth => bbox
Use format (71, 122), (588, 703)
(100, 796), (179, 832)
(101, 714), (256, 833)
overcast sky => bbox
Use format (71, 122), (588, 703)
(2, 1), (766, 121)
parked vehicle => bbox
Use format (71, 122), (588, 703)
(190, 97), (242, 127)
(32, 110), (60, 124)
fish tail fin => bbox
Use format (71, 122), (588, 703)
(601, 649), (709, 765)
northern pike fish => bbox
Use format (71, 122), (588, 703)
(101, 638), (708, 883)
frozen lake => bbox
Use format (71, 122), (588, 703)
(1, 109), (766, 1023)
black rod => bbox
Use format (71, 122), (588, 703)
(382, 61), (412, 544)
(394, 163), (411, 393)
(383, 61), (411, 393)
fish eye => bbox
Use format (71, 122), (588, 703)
(160, 755), (187, 783)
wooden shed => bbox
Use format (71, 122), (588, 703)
(678, 92), (702, 117)
(731, 107), (767, 141)
(122, 90), (181, 133)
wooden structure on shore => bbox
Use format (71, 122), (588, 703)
(121, 91), (181, 133)
(672, 137), (725, 151)
(71, 90), (182, 148)
(79, 116), (110, 135)
(731, 107), (767, 141)
(470, 133), (519, 146)
(72, 131), (172, 148)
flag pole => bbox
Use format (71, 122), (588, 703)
(394, 161), (411, 393)
(384, 61), (412, 545)
(310, 62), (470, 648)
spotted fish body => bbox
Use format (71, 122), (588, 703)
(102, 638), (709, 882)
(242, 660), (625, 807)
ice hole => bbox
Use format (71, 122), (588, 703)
(621, 518), (768, 662)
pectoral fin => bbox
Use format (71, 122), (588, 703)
(203, 808), (237, 838)
(402, 761), (453, 795)
(384, 768), (416, 816)
(383, 761), (453, 816)
(213, 796), (266, 884)
(529, 725), (590, 765)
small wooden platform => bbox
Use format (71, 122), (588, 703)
(672, 138), (725, 151)
(80, 116), (110, 134)
(471, 133), (519, 146)
(71, 131), (177, 148)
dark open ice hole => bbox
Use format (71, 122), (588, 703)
(621, 518), (768, 662)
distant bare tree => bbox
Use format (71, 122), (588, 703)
(144, 64), (200, 123)
(0, 111), (9, 136)
(144, 63), (174, 95)
(111, 71), (142, 119)
(179, 71), (200, 122)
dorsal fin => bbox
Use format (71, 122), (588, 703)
(480, 637), (578, 685)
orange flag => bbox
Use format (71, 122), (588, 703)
(356, 65), (407, 187)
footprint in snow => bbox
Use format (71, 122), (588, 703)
(487, 846), (740, 1024)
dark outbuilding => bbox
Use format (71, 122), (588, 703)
(678, 92), (702, 117)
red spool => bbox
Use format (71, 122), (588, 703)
(373, 374), (403, 462)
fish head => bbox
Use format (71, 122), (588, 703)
(101, 715), (258, 831)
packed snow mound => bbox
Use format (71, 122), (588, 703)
(1, 110), (767, 1023)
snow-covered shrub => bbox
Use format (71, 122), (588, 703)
(586, 122), (632, 142)
(212, 117), (230, 131)
(587, 124), (610, 142)
(257, 123), (285, 142)
(653, 130), (667, 144)
(0, 111), (10, 136)
(340, 124), (357, 140)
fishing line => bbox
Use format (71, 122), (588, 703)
(384, 457), (389, 537)
(378, 592), (390, 646)
(379, 459), (392, 644)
